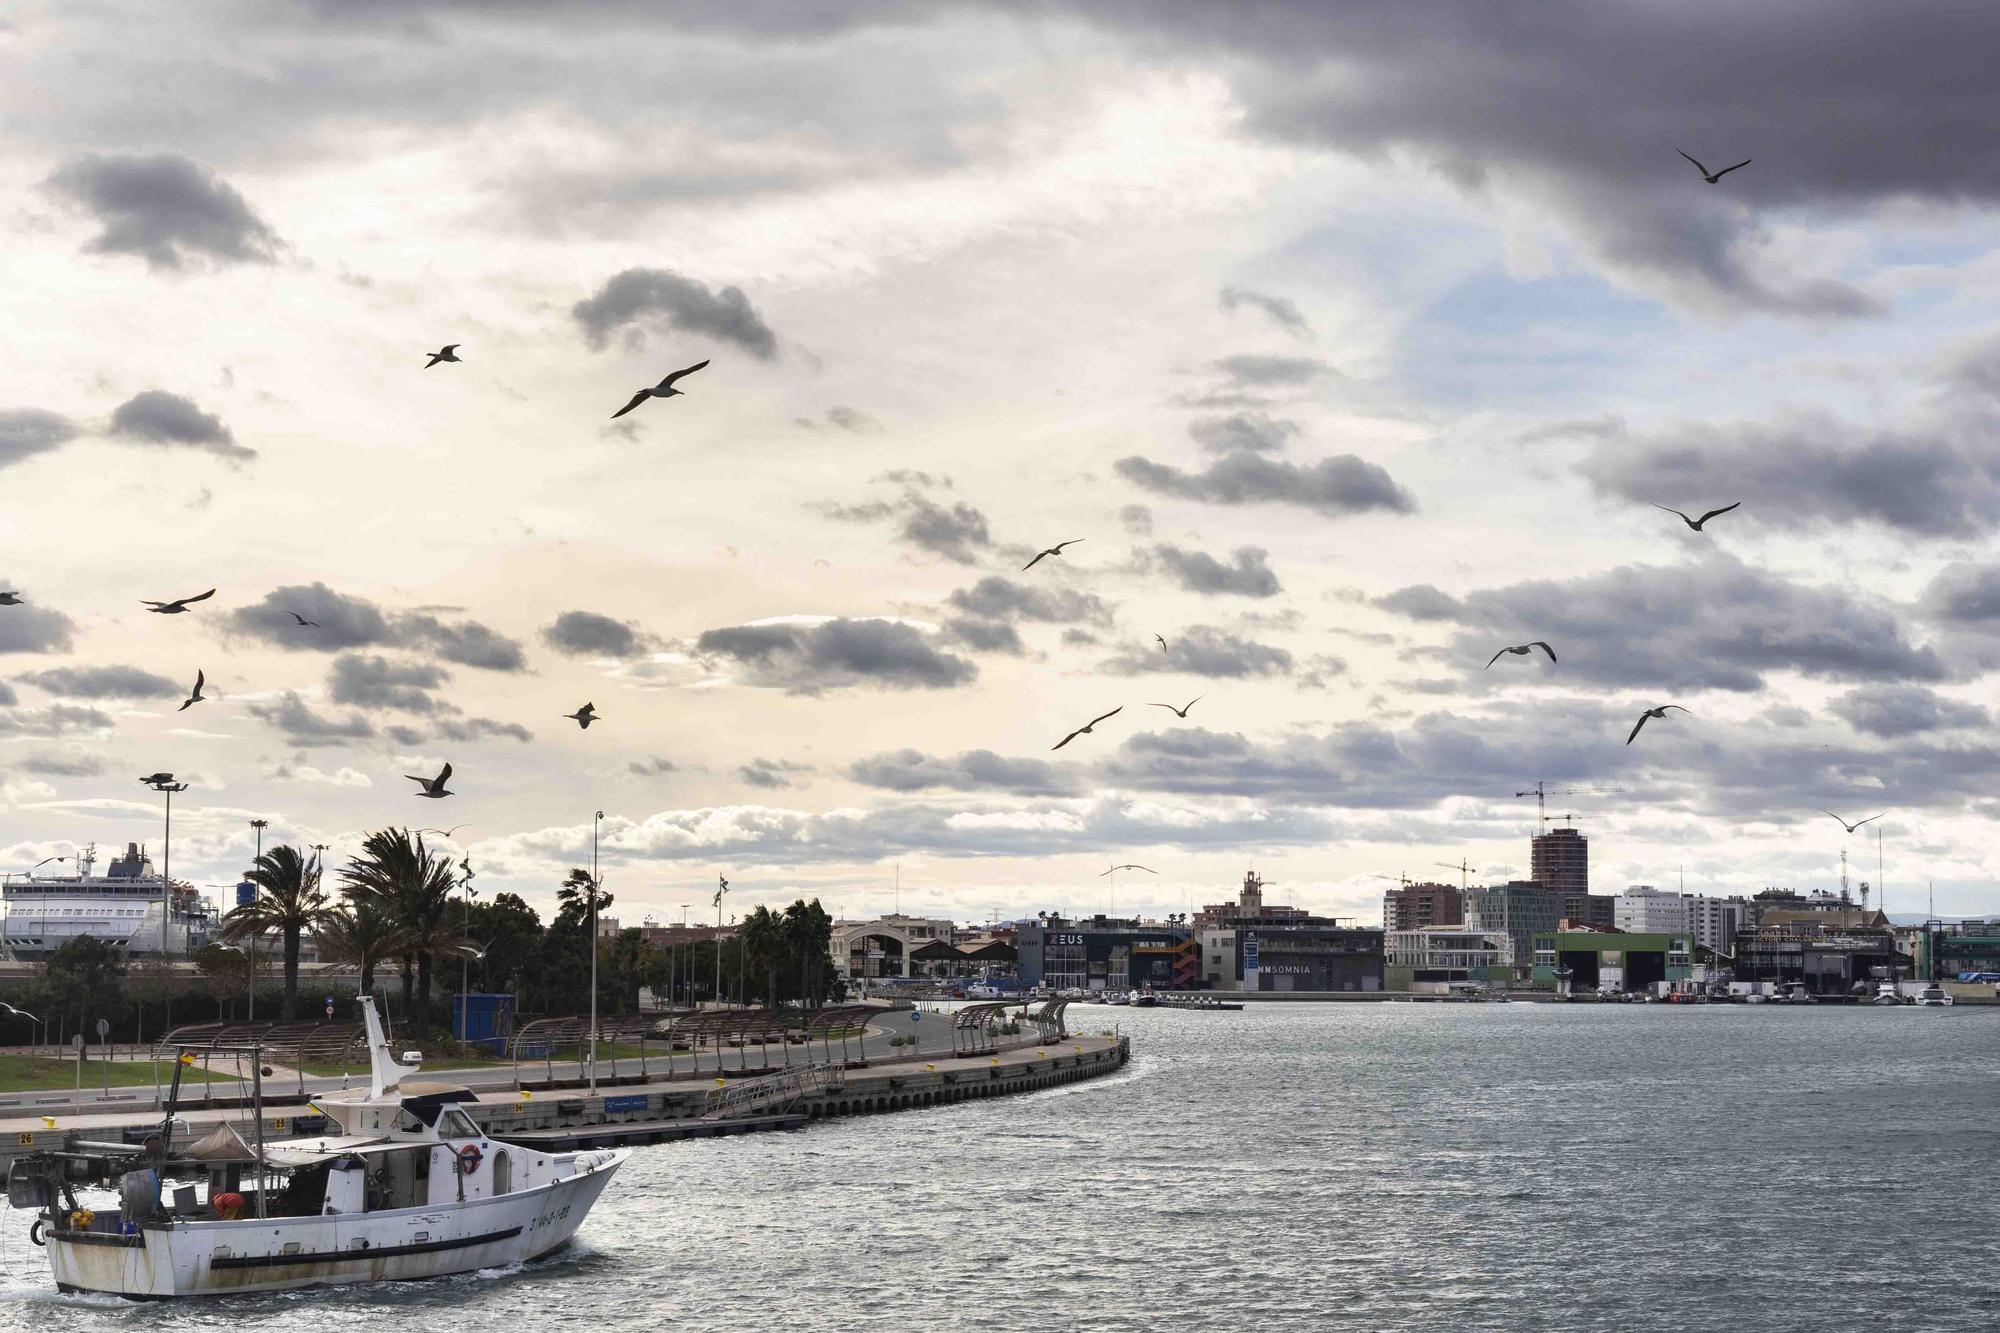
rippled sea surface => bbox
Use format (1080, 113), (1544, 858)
(3, 1003), (1997, 1331)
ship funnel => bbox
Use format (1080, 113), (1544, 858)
(357, 994), (421, 1098)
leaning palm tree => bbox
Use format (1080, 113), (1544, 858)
(741, 906), (783, 1008)
(314, 895), (395, 1000)
(218, 844), (336, 1021)
(341, 829), (471, 1030)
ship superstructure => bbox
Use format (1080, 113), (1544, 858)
(0, 842), (216, 960)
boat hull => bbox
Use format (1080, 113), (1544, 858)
(45, 1149), (625, 1299)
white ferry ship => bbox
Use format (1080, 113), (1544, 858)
(8, 996), (627, 1298)
(0, 842), (216, 960)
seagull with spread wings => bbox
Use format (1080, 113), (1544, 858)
(1677, 149), (1752, 184)
(1154, 633), (1168, 654)
(1821, 810), (1884, 835)
(177, 669), (205, 712)
(1023, 539), (1083, 571)
(424, 343), (461, 368)
(564, 702), (600, 730)
(1149, 696), (1203, 719)
(1654, 501), (1741, 531)
(1100, 863), (1157, 875)
(407, 762), (455, 798)
(418, 824), (473, 839)
(1626, 705), (1690, 746)
(0, 592), (23, 606)
(610, 359), (710, 419)
(1053, 706), (1121, 750)
(288, 610), (319, 627)
(1486, 642), (1557, 668)
(142, 589), (216, 615)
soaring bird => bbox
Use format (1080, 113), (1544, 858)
(610, 359), (710, 419)
(424, 344), (461, 368)
(1486, 642), (1557, 668)
(288, 611), (319, 627)
(0, 592), (22, 606)
(564, 702), (600, 730)
(1677, 149), (1752, 184)
(1154, 633), (1168, 654)
(1821, 810), (1884, 835)
(417, 824), (473, 838)
(1100, 863), (1157, 875)
(178, 669), (205, 712)
(142, 589), (216, 614)
(1626, 705), (1690, 745)
(407, 762), (454, 798)
(1023, 539), (1083, 571)
(138, 772), (175, 786)
(1653, 502), (1741, 532)
(1052, 706), (1122, 750)
(1149, 696), (1203, 719)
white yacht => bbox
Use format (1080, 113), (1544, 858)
(1870, 982), (1904, 1006)
(9, 996), (626, 1299)
(1914, 983), (1954, 1008)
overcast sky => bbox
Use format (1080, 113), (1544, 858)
(6, 1), (2000, 929)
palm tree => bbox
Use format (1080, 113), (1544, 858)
(341, 829), (470, 1029)
(316, 895), (395, 999)
(782, 899), (833, 1010)
(556, 868), (613, 921)
(218, 845), (336, 1020)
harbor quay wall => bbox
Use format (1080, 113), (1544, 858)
(0, 1036), (1132, 1170)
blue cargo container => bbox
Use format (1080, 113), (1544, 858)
(451, 993), (515, 1052)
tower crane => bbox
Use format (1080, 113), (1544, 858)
(1434, 860), (1474, 891)
(1515, 781), (1627, 833)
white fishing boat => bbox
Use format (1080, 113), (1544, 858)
(1914, 983), (1953, 1008)
(9, 996), (626, 1299)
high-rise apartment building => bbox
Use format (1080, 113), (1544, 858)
(1531, 826), (1589, 895)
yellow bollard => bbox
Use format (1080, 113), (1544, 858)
(715, 1078), (726, 1088)
(990, 1057), (999, 1065)
(519, 1090), (532, 1102)
(926, 1063), (936, 1071)
(1037, 1049), (1046, 1057)
(41, 1116), (56, 1129)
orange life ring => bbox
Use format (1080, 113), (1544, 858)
(457, 1143), (483, 1175)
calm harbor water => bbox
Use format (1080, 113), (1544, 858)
(2, 1003), (1996, 1331)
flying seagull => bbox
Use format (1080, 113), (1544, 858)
(1677, 149), (1751, 184)
(178, 669), (205, 712)
(1100, 863), (1158, 875)
(406, 762), (454, 798)
(138, 772), (174, 786)
(564, 702), (600, 730)
(1052, 706), (1122, 750)
(417, 824), (473, 838)
(1023, 539), (1083, 572)
(1149, 696), (1203, 719)
(288, 611), (319, 627)
(0, 592), (22, 606)
(1626, 705), (1690, 746)
(1154, 633), (1168, 654)
(142, 589), (216, 615)
(1821, 810), (1884, 835)
(1486, 642), (1558, 668)
(424, 344), (461, 368)
(610, 359), (710, 419)
(1653, 502), (1741, 532)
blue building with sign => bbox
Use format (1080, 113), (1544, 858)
(1014, 916), (1191, 991)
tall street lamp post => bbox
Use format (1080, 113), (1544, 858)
(589, 812), (603, 1095)
(141, 775), (189, 957)
(713, 876), (729, 1009)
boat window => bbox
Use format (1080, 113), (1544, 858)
(440, 1108), (480, 1140)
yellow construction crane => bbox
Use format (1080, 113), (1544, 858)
(1434, 859), (1474, 891)
(1515, 781), (1626, 833)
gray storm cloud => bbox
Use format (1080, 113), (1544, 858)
(572, 267), (779, 358)
(44, 152), (278, 270)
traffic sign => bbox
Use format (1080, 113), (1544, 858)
(95, 1019), (109, 1039)
(70, 1034), (83, 1052)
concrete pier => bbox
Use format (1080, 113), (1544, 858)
(0, 1033), (1132, 1172)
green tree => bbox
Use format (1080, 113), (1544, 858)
(742, 906), (783, 1007)
(219, 845), (336, 1021)
(36, 935), (127, 1042)
(463, 892), (543, 1000)
(782, 899), (834, 1010)
(556, 868), (613, 921)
